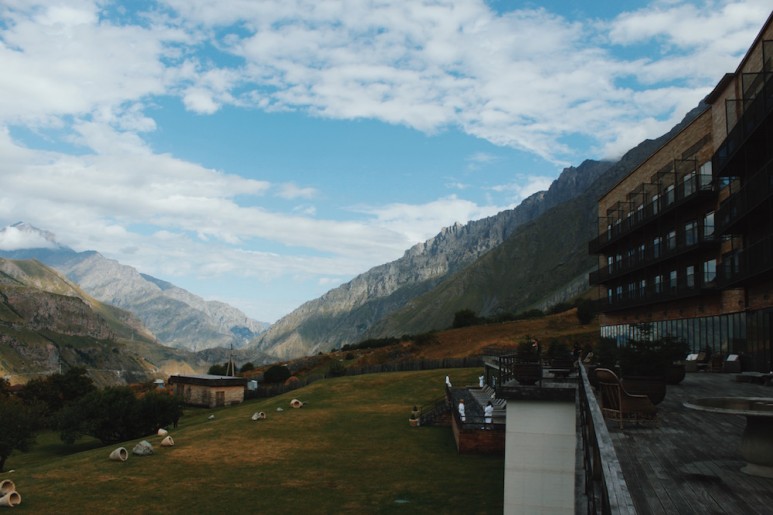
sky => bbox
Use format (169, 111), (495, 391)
(0, 1), (770, 323)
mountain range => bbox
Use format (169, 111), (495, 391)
(0, 222), (269, 353)
(0, 257), (212, 385)
(1, 103), (708, 368)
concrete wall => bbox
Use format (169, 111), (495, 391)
(503, 400), (576, 514)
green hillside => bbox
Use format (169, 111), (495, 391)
(4, 368), (503, 514)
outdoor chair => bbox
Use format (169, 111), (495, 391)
(595, 368), (658, 429)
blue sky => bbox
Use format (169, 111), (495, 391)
(0, 1), (769, 323)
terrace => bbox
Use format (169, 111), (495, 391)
(465, 358), (773, 513)
(600, 370), (773, 514)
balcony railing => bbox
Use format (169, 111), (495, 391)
(578, 364), (636, 514)
(598, 274), (716, 313)
(589, 230), (719, 285)
(715, 160), (773, 236)
(714, 74), (773, 177)
(589, 177), (714, 254)
(717, 234), (773, 288)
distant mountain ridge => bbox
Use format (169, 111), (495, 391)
(0, 223), (269, 352)
(253, 104), (707, 359)
(0, 257), (206, 385)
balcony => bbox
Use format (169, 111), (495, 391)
(589, 177), (714, 254)
(717, 234), (773, 288)
(589, 230), (719, 286)
(714, 73), (773, 177)
(715, 160), (773, 236)
(598, 274), (717, 313)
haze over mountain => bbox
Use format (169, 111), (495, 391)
(0, 223), (269, 353)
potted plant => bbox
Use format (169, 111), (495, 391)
(587, 337), (618, 387)
(513, 338), (542, 385)
(618, 327), (689, 404)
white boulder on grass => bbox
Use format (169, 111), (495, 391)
(132, 440), (154, 456)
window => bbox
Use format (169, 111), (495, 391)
(667, 230), (677, 250)
(683, 172), (696, 196)
(664, 185), (675, 206)
(608, 256), (614, 272)
(653, 236), (662, 258)
(686, 265), (695, 288)
(652, 193), (660, 214)
(654, 274), (663, 294)
(669, 270), (678, 290)
(704, 258), (717, 284)
(704, 211), (715, 238)
(608, 288), (613, 302)
(616, 285), (623, 300)
(639, 279), (647, 297)
(638, 243), (646, 261)
(684, 221), (697, 246)
(699, 162), (712, 189)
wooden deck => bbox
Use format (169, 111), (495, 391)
(606, 372), (773, 514)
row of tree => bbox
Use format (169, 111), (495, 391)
(0, 369), (182, 472)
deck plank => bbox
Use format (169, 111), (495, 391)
(601, 372), (773, 514)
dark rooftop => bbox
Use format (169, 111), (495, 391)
(607, 372), (773, 514)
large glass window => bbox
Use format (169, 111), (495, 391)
(669, 270), (678, 290)
(667, 230), (677, 250)
(652, 193), (660, 215)
(653, 236), (662, 258)
(654, 274), (662, 293)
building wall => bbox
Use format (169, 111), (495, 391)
(175, 383), (245, 408)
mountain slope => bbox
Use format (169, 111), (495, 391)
(253, 104), (707, 359)
(0, 258), (207, 385)
(0, 223), (269, 352)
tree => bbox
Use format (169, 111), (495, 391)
(576, 299), (596, 325)
(0, 397), (44, 472)
(240, 362), (255, 374)
(207, 363), (228, 375)
(18, 367), (95, 415)
(263, 364), (291, 384)
(452, 309), (480, 328)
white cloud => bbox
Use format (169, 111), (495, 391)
(0, 225), (57, 250)
(491, 175), (553, 202)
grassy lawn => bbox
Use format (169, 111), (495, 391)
(3, 368), (503, 514)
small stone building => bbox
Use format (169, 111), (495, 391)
(168, 374), (249, 408)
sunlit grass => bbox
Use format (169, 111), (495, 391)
(4, 368), (503, 514)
